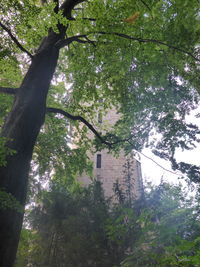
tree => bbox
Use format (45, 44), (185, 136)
(121, 182), (200, 267)
(0, 0), (199, 265)
(16, 180), (200, 267)
(16, 181), (124, 267)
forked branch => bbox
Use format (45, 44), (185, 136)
(56, 34), (95, 48)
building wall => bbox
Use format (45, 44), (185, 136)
(78, 107), (143, 199)
(79, 150), (142, 199)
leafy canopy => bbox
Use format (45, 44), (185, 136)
(0, 0), (200, 181)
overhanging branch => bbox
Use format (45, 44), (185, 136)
(92, 31), (199, 62)
(46, 107), (180, 176)
(46, 107), (113, 147)
(0, 91), (182, 176)
(0, 93), (124, 147)
(0, 22), (33, 59)
(0, 89), (116, 147)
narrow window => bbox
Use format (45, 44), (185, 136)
(96, 154), (102, 168)
(98, 113), (102, 123)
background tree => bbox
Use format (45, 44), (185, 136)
(16, 179), (200, 267)
(121, 182), (200, 267)
(0, 0), (199, 265)
(16, 181), (125, 267)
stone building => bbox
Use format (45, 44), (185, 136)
(78, 107), (143, 199)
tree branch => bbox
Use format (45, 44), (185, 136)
(0, 87), (18, 95)
(0, 22), (33, 59)
(69, 17), (96, 21)
(55, 34), (95, 48)
(134, 150), (180, 176)
(60, 0), (87, 19)
(92, 31), (199, 62)
(139, 0), (151, 12)
(46, 107), (180, 176)
(0, 92), (117, 147)
(82, 17), (96, 21)
(46, 107), (119, 148)
(46, 108), (134, 147)
(53, 0), (59, 14)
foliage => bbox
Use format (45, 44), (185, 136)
(1, 1), (200, 265)
(0, 0), (200, 183)
(0, 137), (16, 167)
(0, 189), (23, 212)
(16, 180), (200, 267)
(121, 182), (200, 267)
(14, 229), (40, 267)
(32, 113), (93, 181)
(16, 181), (123, 267)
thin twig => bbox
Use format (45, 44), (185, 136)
(136, 150), (180, 176)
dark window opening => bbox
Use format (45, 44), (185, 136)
(96, 154), (102, 168)
(98, 113), (102, 123)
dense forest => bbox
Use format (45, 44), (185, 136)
(0, 0), (200, 266)
(15, 180), (200, 267)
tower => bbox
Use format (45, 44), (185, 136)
(78, 107), (143, 199)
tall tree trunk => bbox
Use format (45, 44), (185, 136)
(0, 31), (60, 267)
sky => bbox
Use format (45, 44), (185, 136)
(140, 147), (199, 185)
(140, 109), (200, 186)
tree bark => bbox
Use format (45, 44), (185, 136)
(0, 31), (60, 267)
(0, 0), (86, 264)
